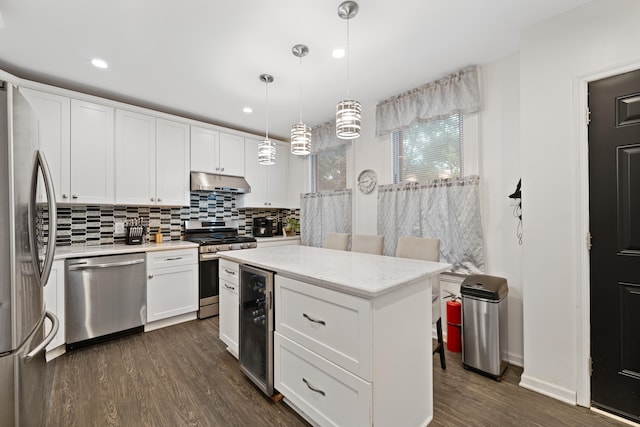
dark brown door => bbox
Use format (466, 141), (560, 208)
(589, 68), (640, 423)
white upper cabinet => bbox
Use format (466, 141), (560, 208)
(20, 88), (71, 203)
(238, 138), (288, 208)
(115, 112), (189, 206)
(70, 99), (114, 204)
(115, 110), (156, 205)
(190, 127), (245, 177)
(155, 119), (190, 206)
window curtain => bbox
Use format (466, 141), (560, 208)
(377, 176), (484, 274)
(300, 189), (352, 247)
(376, 66), (480, 136)
(311, 120), (351, 154)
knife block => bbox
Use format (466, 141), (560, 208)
(125, 225), (146, 245)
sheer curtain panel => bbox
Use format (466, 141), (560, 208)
(300, 189), (352, 247)
(376, 66), (480, 136)
(377, 176), (484, 274)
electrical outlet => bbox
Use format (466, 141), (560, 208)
(115, 222), (125, 234)
(149, 219), (161, 228)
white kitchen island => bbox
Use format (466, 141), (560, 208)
(219, 245), (451, 427)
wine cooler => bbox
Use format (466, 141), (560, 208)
(239, 264), (274, 396)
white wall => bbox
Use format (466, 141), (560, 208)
(519, 0), (640, 405)
(350, 54), (525, 365)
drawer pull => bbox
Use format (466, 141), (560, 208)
(224, 283), (235, 290)
(224, 269), (236, 275)
(302, 378), (326, 396)
(165, 257), (183, 261)
(303, 313), (326, 326)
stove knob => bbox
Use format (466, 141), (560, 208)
(217, 245), (222, 251)
(241, 243), (248, 249)
(208, 247), (215, 253)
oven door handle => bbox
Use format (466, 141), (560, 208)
(199, 253), (221, 261)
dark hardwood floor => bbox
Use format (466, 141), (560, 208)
(45, 317), (627, 427)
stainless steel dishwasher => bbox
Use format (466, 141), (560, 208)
(66, 253), (146, 348)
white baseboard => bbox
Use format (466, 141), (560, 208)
(144, 312), (197, 332)
(519, 373), (576, 405)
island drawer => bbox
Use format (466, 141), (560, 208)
(147, 248), (197, 269)
(274, 332), (371, 427)
(219, 259), (239, 283)
(275, 276), (372, 380)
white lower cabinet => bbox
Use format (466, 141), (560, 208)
(274, 333), (371, 427)
(275, 274), (434, 427)
(44, 260), (65, 361)
(219, 259), (239, 357)
(146, 249), (198, 324)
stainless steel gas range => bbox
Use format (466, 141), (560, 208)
(184, 220), (257, 318)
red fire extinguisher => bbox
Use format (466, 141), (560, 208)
(446, 296), (462, 353)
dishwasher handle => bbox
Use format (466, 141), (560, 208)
(67, 258), (145, 270)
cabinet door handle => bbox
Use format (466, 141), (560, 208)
(72, 194), (78, 199)
(150, 197), (155, 202)
(221, 167), (225, 172)
(62, 194), (68, 199)
(303, 313), (326, 326)
(302, 378), (326, 396)
(148, 274), (153, 279)
(157, 197), (162, 202)
(224, 269), (236, 275)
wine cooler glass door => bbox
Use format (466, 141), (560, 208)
(239, 264), (274, 396)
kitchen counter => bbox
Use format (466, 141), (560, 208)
(254, 235), (300, 243)
(220, 245), (450, 426)
(53, 240), (198, 260)
(218, 245), (451, 298)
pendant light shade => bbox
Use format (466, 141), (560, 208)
(291, 44), (311, 155)
(258, 73), (276, 165)
(336, 1), (361, 140)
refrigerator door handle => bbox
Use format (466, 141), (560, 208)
(25, 311), (59, 362)
(29, 150), (58, 287)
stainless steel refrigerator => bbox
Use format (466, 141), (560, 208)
(0, 83), (60, 426)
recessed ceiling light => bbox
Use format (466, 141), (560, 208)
(332, 48), (345, 59)
(243, 107), (253, 114)
(91, 58), (108, 69)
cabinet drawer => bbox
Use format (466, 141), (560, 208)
(219, 259), (239, 283)
(275, 333), (371, 427)
(275, 276), (372, 380)
(147, 248), (197, 269)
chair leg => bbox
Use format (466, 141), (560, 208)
(434, 317), (446, 370)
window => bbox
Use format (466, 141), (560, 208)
(393, 114), (464, 183)
(311, 144), (347, 192)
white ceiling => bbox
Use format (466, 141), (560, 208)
(0, 0), (590, 141)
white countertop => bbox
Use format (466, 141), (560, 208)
(53, 240), (198, 260)
(255, 235), (301, 243)
(219, 245), (451, 298)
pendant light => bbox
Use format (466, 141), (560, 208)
(336, 0), (361, 140)
(258, 74), (276, 165)
(291, 44), (311, 155)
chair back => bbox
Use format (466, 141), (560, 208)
(323, 232), (350, 251)
(351, 234), (384, 255)
(395, 236), (440, 262)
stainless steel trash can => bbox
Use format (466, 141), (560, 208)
(461, 274), (508, 380)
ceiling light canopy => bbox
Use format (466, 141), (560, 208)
(258, 73), (276, 165)
(291, 44), (311, 156)
(336, 1), (361, 140)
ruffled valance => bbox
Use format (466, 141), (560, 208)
(310, 120), (351, 154)
(376, 66), (481, 136)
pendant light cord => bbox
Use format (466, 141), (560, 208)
(299, 56), (303, 123)
(265, 80), (269, 139)
(346, 17), (351, 99)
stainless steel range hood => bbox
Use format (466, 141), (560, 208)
(190, 172), (251, 194)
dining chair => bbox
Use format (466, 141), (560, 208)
(395, 236), (446, 369)
(351, 234), (384, 255)
(323, 232), (350, 251)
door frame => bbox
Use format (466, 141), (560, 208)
(574, 60), (640, 407)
